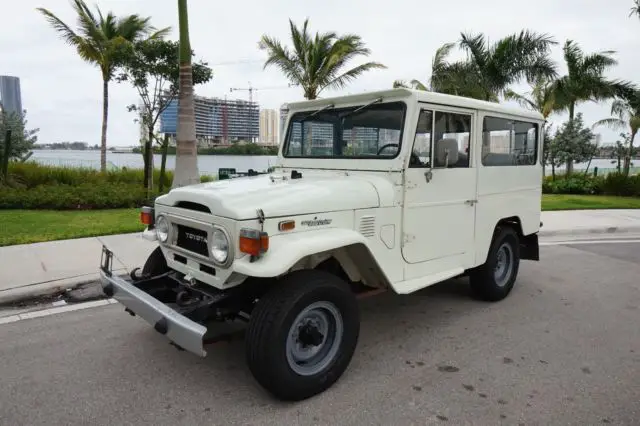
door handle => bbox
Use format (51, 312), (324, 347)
(465, 199), (477, 206)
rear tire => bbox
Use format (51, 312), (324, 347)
(470, 226), (520, 302)
(245, 270), (360, 401)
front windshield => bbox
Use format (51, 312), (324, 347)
(283, 101), (406, 158)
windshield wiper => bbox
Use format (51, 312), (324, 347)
(306, 103), (335, 119)
(339, 97), (383, 119)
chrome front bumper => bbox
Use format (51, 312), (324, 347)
(99, 247), (208, 357)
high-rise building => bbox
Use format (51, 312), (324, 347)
(259, 109), (279, 145)
(159, 94), (259, 144)
(0, 76), (23, 116)
(280, 104), (289, 138)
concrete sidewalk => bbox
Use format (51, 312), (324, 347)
(1, 209), (640, 304)
(0, 233), (156, 304)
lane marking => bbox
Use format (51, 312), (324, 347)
(541, 239), (640, 246)
(0, 299), (116, 325)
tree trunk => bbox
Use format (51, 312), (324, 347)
(100, 78), (109, 173)
(143, 126), (154, 191)
(565, 102), (575, 176)
(173, 0), (200, 189)
(159, 133), (169, 192)
(624, 129), (637, 177)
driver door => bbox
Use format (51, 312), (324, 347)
(402, 105), (477, 276)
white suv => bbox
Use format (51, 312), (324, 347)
(100, 88), (544, 401)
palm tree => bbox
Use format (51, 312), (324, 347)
(259, 19), (386, 100)
(593, 92), (640, 176)
(37, 0), (168, 172)
(172, 0), (200, 188)
(395, 31), (557, 102)
(631, 0), (640, 19)
(504, 77), (558, 119)
(551, 40), (635, 173)
(393, 43), (490, 99)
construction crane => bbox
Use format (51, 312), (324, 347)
(229, 82), (296, 103)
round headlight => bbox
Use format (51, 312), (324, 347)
(211, 228), (229, 263)
(155, 215), (169, 243)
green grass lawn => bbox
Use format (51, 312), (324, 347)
(1, 194), (639, 247)
(0, 209), (143, 247)
(541, 194), (640, 211)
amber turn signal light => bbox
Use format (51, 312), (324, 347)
(278, 220), (295, 231)
(239, 228), (269, 256)
(140, 206), (155, 226)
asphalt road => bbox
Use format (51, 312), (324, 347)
(1, 240), (639, 425)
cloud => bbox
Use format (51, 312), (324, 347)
(3, 0), (638, 146)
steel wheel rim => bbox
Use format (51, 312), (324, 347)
(493, 243), (514, 287)
(286, 301), (344, 376)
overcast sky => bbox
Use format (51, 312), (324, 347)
(2, 0), (638, 146)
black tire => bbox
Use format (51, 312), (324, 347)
(142, 246), (169, 276)
(469, 226), (520, 302)
(245, 269), (360, 401)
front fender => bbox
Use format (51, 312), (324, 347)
(233, 228), (375, 279)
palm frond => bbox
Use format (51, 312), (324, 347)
(36, 8), (81, 47)
(630, 0), (640, 18)
(324, 61), (386, 92)
(259, 35), (303, 83)
(504, 89), (537, 110)
(393, 80), (409, 89)
(459, 32), (487, 68)
(592, 118), (626, 131)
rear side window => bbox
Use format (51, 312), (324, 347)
(481, 117), (538, 166)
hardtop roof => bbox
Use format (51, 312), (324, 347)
(284, 88), (545, 122)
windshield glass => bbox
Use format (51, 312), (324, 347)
(283, 101), (406, 158)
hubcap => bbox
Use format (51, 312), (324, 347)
(493, 243), (514, 287)
(286, 301), (344, 376)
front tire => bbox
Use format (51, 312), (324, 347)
(245, 270), (360, 401)
(470, 226), (520, 302)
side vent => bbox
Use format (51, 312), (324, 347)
(358, 215), (376, 237)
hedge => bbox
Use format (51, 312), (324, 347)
(542, 173), (640, 197)
(0, 163), (215, 210)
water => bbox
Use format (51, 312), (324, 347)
(30, 150), (278, 176)
(29, 150), (635, 177)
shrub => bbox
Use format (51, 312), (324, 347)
(542, 175), (603, 195)
(0, 163), (216, 210)
(7, 162), (179, 188)
(0, 183), (162, 210)
(601, 173), (640, 197)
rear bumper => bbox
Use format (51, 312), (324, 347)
(99, 255), (207, 357)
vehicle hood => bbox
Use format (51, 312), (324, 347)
(156, 171), (384, 220)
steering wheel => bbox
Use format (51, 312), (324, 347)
(377, 143), (399, 155)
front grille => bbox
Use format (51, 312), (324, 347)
(176, 225), (209, 257)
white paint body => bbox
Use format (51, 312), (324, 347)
(153, 88), (544, 294)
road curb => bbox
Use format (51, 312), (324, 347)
(0, 271), (126, 306)
(539, 225), (640, 238)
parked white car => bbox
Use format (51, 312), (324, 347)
(100, 88), (544, 401)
